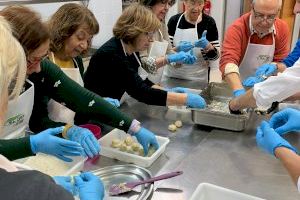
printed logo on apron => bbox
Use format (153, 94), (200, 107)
(239, 33), (275, 81)
(47, 56), (84, 124)
(2, 79), (34, 139)
(164, 13), (209, 82)
(138, 29), (169, 84)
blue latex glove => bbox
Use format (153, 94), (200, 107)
(67, 125), (100, 158)
(269, 108), (300, 135)
(256, 121), (297, 156)
(186, 93), (206, 108)
(255, 63), (277, 76)
(166, 51), (190, 63)
(176, 41), (194, 52)
(134, 127), (159, 155)
(30, 127), (83, 162)
(103, 97), (120, 108)
(167, 87), (190, 93)
(75, 172), (104, 200)
(233, 89), (246, 97)
(183, 50), (197, 65)
(53, 176), (77, 195)
(242, 76), (264, 87)
(194, 30), (209, 49)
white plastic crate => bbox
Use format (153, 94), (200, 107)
(189, 183), (265, 200)
(99, 128), (169, 167)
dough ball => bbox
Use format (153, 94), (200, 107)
(138, 148), (145, 156)
(126, 146), (134, 154)
(174, 120), (182, 128)
(131, 143), (140, 152)
(124, 136), (134, 146)
(119, 143), (127, 152)
(111, 139), (122, 148)
(168, 124), (177, 132)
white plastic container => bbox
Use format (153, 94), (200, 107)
(14, 153), (85, 176)
(189, 183), (265, 200)
(99, 129), (170, 167)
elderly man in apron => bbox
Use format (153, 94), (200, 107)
(220, 0), (290, 97)
(165, 0), (220, 84)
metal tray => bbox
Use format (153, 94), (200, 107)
(191, 82), (250, 131)
(91, 164), (154, 200)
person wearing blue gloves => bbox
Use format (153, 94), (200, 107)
(256, 108), (300, 191)
(83, 3), (207, 122)
(0, 16), (104, 200)
(229, 0), (300, 112)
(138, 0), (197, 84)
(166, 0), (220, 83)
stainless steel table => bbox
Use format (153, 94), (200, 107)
(85, 78), (300, 200)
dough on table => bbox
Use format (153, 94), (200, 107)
(111, 139), (122, 148)
(174, 120), (182, 128)
(168, 124), (177, 132)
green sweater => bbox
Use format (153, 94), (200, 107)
(0, 58), (133, 161)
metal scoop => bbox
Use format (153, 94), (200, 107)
(109, 171), (183, 196)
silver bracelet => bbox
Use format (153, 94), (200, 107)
(144, 56), (158, 74)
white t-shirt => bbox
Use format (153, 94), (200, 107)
(253, 58), (300, 109)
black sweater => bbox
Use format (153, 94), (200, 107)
(84, 37), (167, 106)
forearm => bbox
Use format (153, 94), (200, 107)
(276, 62), (287, 73)
(225, 73), (243, 91)
(275, 147), (300, 186)
(0, 137), (34, 160)
(166, 93), (187, 106)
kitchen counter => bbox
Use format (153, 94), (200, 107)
(85, 78), (300, 200)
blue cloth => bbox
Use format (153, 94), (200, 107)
(283, 39), (300, 68)
(256, 121), (297, 156)
(30, 127), (83, 162)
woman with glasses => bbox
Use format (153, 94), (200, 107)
(0, 5), (159, 158)
(220, 0), (290, 98)
(47, 3), (120, 126)
(83, 3), (206, 115)
(166, 0), (220, 83)
(138, 0), (197, 84)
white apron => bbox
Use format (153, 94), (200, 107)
(138, 29), (169, 84)
(239, 33), (275, 80)
(120, 40), (142, 104)
(164, 13), (209, 81)
(2, 79), (34, 139)
(47, 55), (84, 124)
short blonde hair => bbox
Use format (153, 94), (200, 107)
(0, 16), (27, 128)
(48, 3), (99, 54)
(113, 3), (160, 44)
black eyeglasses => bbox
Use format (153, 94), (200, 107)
(252, 7), (278, 23)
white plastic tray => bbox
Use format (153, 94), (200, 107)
(99, 129), (169, 167)
(14, 153), (85, 176)
(189, 183), (265, 200)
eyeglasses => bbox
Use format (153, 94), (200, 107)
(145, 32), (155, 40)
(27, 51), (48, 66)
(253, 7), (277, 23)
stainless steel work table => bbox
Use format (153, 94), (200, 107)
(85, 78), (300, 200)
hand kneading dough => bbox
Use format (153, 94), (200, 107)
(174, 120), (182, 128)
(168, 124), (177, 132)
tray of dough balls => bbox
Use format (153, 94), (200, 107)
(99, 129), (170, 167)
(190, 82), (250, 131)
